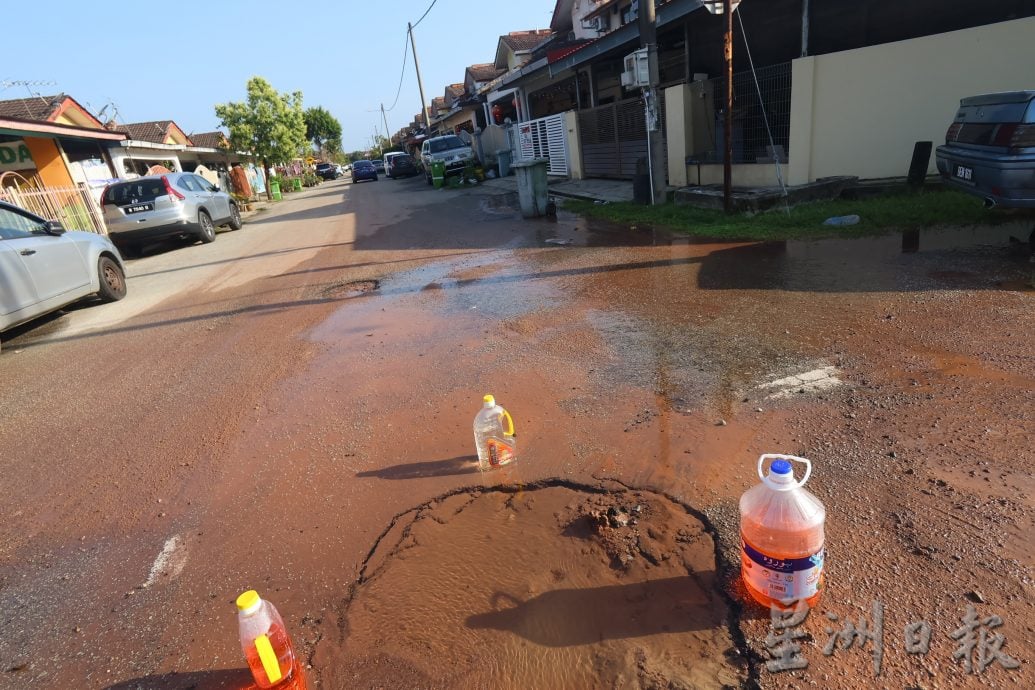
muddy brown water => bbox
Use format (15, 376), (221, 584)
(1, 181), (1032, 689)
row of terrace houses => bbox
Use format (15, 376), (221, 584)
(0, 93), (244, 204)
(398, 0), (1035, 187)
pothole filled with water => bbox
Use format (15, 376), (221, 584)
(323, 279), (380, 298)
(319, 482), (749, 689)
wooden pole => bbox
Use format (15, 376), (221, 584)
(409, 22), (431, 133)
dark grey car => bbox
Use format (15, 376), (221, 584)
(101, 172), (242, 251)
(935, 91), (1035, 209)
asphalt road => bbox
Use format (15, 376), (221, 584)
(1, 175), (1032, 689)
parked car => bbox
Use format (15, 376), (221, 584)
(936, 90), (1035, 209)
(371, 159), (386, 174)
(383, 152), (405, 177)
(386, 153), (418, 179)
(315, 162), (340, 180)
(101, 173), (242, 253)
(351, 160), (378, 183)
(344, 164), (352, 173)
(420, 135), (475, 184)
(1, 200), (126, 350)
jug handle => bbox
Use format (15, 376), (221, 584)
(757, 454), (812, 487)
(500, 409), (515, 437)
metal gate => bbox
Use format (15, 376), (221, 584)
(0, 178), (107, 235)
(512, 113), (569, 176)
(578, 95), (666, 180)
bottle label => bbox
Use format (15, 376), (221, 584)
(486, 438), (515, 466)
(741, 534), (824, 603)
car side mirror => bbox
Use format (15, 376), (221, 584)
(45, 220), (66, 235)
(211, 185), (220, 192)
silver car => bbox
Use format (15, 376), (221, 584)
(936, 90), (1035, 209)
(1, 200), (126, 350)
(101, 172), (242, 251)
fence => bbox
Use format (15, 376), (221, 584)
(511, 113), (570, 176)
(700, 61), (792, 164)
(0, 182), (107, 235)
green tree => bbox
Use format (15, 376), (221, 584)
(215, 77), (306, 201)
(304, 106), (343, 156)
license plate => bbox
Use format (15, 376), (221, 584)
(954, 165), (973, 181)
(124, 203), (154, 214)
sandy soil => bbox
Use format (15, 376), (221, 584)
(0, 176), (1031, 689)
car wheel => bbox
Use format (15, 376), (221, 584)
(97, 256), (127, 302)
(227, 203), (243, 230)
(197, 210), (216, 243)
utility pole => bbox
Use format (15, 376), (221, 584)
(409, 22), (431, 132)
(638, 0), (664, 205)
(723, 0), (734, 213)
(381, 103), (392, 150)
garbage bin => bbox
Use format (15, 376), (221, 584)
(431, 160), (446, 188)
(496, 149), (513, 178)
(292, 177), (303, 192)
(510, 158), (549, 218)
(270, 180), (282, 201)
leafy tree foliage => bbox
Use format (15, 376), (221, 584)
(304, 106), (343, 156)
(215, 77), (306, 200)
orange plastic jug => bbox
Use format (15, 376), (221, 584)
(739, 454), (825, 610)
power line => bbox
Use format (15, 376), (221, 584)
(412, 0), (438, 29)
(383, 32), (411, 113)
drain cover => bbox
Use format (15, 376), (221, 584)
(324, 279), (380, 297)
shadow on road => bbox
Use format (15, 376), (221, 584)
(356, 455), (480, 480)
(464, 574), (718, 647)
(104, 667), (254, 689)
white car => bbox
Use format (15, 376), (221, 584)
(1, 200), (127, 351)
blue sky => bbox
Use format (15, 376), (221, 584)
(4, 1), (555, 152)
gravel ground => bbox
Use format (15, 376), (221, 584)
(0, 176), (1031, 689)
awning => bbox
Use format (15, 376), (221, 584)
(0, 116), (127, 142)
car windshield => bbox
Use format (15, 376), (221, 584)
(395, 155), (413, 163)
(103, 179), (166, 205)
(354, 161), (373, 169)
(429, 137), (466, 153)
(316, 163), (332, 170)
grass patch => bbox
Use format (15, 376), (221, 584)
(563, 189), (1009, 241)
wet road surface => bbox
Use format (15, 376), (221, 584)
(0, 174), (1032, 688)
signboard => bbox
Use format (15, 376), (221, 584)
(519, 124), (533, 151)
(0, 141), (35, 173)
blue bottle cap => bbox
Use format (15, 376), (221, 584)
(770, 459), (792, 475)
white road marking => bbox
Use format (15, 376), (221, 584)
(142, 534), (188, 589)
(760, 366), (842, 400)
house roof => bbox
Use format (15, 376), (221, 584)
(445, 83), (465, 99)
(551, 0), (576, 31)
(430, 97), (446, 112)
(500, 29), (555, 53)
(466, 63), (506, 82)
(188, 131), (228, 149)
(0, 93), (105, 129)
(120, 120), (183, 143)
(0, 94), (67, 121)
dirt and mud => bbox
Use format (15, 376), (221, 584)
(0, 177), (1032, 689)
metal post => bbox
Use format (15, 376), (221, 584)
(801, 0), (811, 57)
(723, 0), (734, 213)
(381, 103), (391, 149)
(409, 22), (431, 132)
(639, 0), (664, 205)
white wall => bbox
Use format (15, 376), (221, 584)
(789, 17), (1035, 185)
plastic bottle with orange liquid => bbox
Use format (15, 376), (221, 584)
(237, 589), (304, 688)
(739, 454), (825, 610)
(473, 394), (516, 471)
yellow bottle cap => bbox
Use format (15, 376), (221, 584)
(236, 590), (260, 612)
(483, 394), (495, 405)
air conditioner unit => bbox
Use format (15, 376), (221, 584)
(582, 16), (605, 33)
(620, 49), (649, 88)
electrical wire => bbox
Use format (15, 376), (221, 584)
(736, 7), (789, 199)
(412, 0), (438, 29)
(383, 32), (411, 112)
